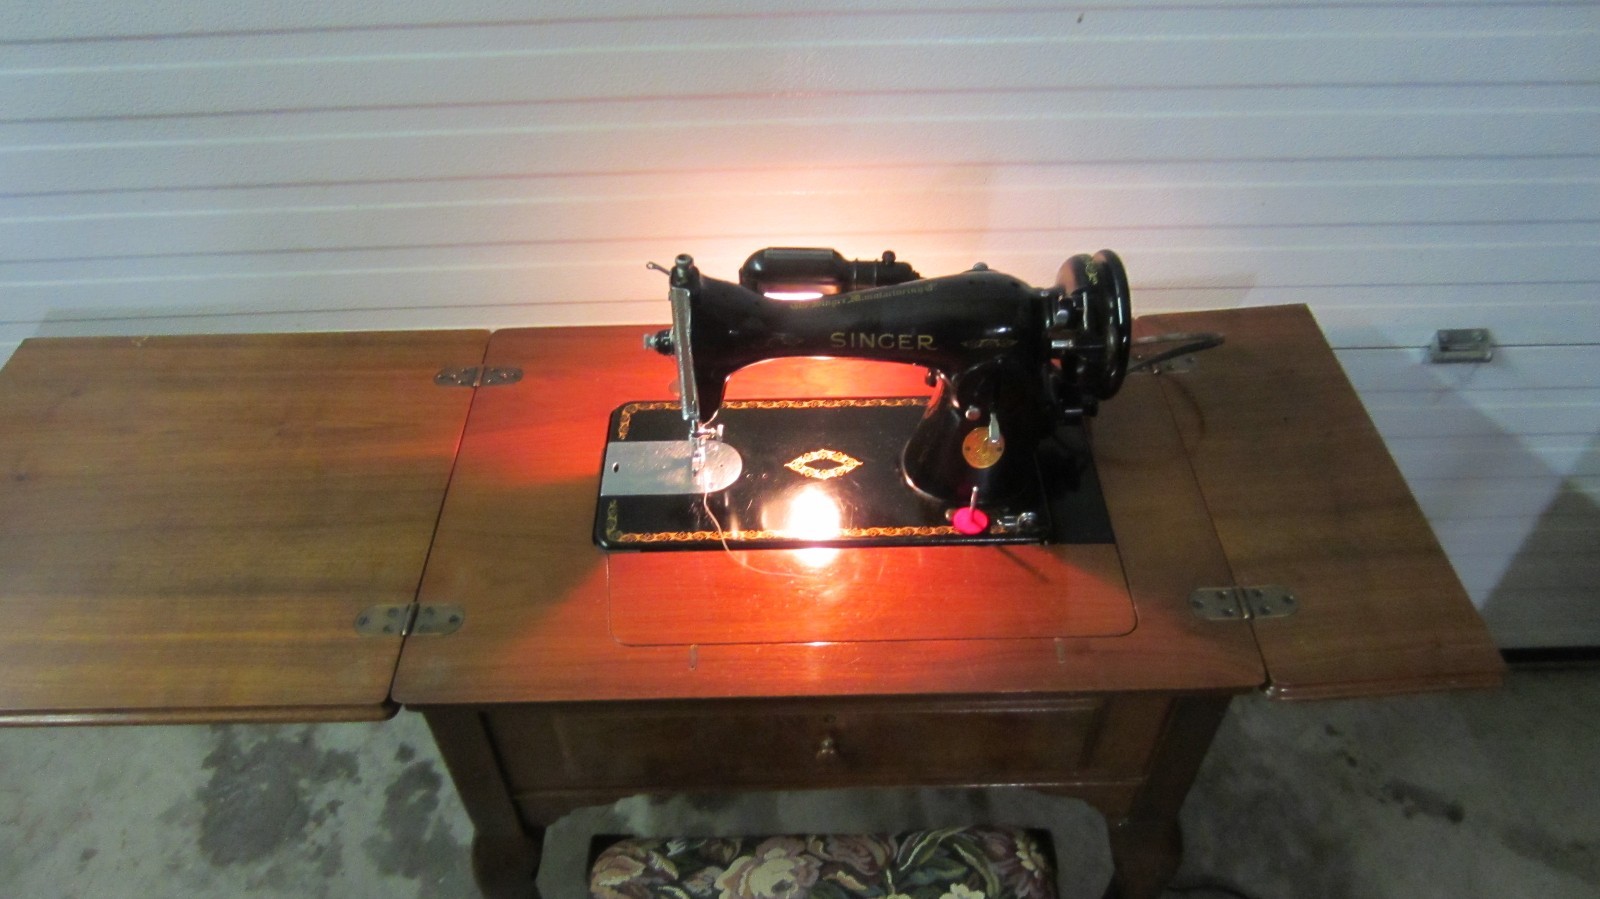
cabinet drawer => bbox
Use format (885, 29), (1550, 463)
(484, 695), (1161, 795)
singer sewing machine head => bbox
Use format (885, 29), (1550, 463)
(594, 248), (1132, 551)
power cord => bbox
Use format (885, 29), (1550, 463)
(1129, 332), (1226, 373)
(700, 489), (830, 580)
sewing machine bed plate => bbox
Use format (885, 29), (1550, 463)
(594, 399), (1115, 551)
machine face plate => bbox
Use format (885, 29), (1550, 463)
(594, 398), (1114, 551)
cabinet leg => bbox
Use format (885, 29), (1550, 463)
(1103, 695), (1231, 899)
(1105, 819), (1181, 899)
(424, 708), (544, 899)
(471, 828), (543, 899)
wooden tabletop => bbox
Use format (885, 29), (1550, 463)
(394, 306), (1502, 707)
(0, 308), (1503, 722)
(0, 331), (487, 724)
(1141, 306), (1505, 699)
(394, 324), (1274, 706)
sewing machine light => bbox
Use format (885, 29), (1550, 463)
(774, 485), (843, 568)
(739, 248), (918, 299)
(772, 485), (843, 542)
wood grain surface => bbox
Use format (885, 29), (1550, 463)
(1142, 305), (1505, 699)
(0, 331), (488, 722)
(395, 327), (1265, 705)
(608, 543), (1136, 645)
(481, 694), (1147, 797)
(0, 309), (1502, 721)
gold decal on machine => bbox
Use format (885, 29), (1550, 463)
(784, 448), (864, 481)
(962, 428), (1005, 469)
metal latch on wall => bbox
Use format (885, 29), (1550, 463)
(1189, 586), (1299, 621)
(434, 366), (523, 387)
(355, 603), (465, 637)
(1428, 329), (1493, 364)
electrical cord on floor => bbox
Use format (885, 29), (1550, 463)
(1129, 332), (1226, 372)
(1161, 877), (1263, 899)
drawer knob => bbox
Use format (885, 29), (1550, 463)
(816, 734), (839, 762)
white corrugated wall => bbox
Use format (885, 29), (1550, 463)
(2, 1), (1595, 646)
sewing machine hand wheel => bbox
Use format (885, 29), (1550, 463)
(1056, 249), (1132, 400)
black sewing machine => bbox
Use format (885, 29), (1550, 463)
(594, 247), (1131, 551)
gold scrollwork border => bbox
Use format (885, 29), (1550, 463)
(604, 500), (957, 544)
(615, 397), (925, 440)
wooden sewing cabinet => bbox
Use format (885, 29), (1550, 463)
(0, 306), (1502, 898)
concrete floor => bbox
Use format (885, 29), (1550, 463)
(2, 669), (1596, 899)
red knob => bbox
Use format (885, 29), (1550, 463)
(952, 506), (989, 535)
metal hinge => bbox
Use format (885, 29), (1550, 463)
(434, 366), (523, 388)
(1189, 585), (1299, 621)
(355, 603), (465, 637)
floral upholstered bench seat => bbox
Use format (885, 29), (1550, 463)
(589, 826), (1057, 899)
